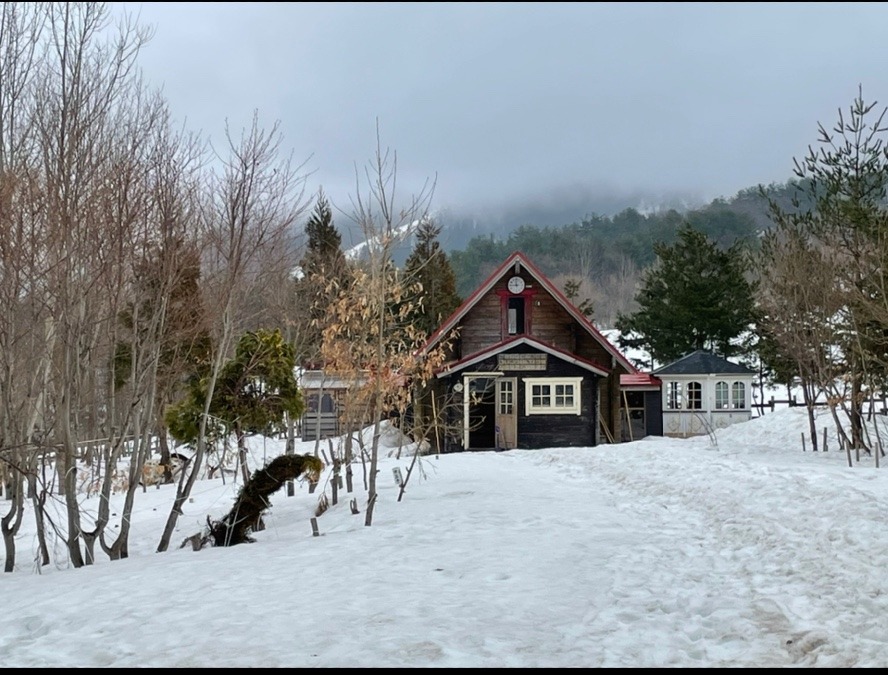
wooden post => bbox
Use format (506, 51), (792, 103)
(622, 390), (633, 442)
(846, 442), (853, 468)
(350, 498), (359, 514)
(801, 432), (806, 452)
(822, 427), (828, 452)
(431, 391), (441, 458)
(310, 517), (320, 537)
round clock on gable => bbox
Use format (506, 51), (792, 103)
(507, 275), (525, 294)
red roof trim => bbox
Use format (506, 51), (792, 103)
(421, 251), (638, 373)
(435, 335), (611, 378)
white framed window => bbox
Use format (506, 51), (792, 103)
(507, 308), (518, 334)
(524, 377), (582, 415)
(715, 381), (729, 410)
(686, 381), (702, 410)
(666, 381), (682, 410)
(499, 379), (514, 414)
(732, 382), (746, 409)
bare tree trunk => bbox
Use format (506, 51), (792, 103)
(800, 377), (819, 453)
(0, 471), (24, 572)
(157, 113), (308, 552)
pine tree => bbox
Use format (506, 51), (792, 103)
(297, 189), (349, 364)
(615, 223), (757, 365)
(563, 278), (594, 318)
(759, 87), (888, 453)
(403, 216), (462, 336)
(302, 188), (345, 278)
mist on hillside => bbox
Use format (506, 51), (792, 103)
(332, 184), (711, 262)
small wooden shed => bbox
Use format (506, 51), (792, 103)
(652, 350), (755, 438)
(299, 370), (367, 441)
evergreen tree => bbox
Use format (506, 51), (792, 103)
(166, 328), (304, 484)
(563, 278), (594, 318)
(759, 87), (888, 452)
(113, 236), (212, 480)
(615, 223), (757, 365)
(403, 216), (462, 336)
(297, 189), (349, 364)
(301, 188), (345, 277)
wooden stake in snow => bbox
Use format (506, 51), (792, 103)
(801, 433), (806, 452)
(310, 517), (320, 537)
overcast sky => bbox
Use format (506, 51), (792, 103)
(115, 2), (888, 217)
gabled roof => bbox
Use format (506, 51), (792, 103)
(652, 350), (755, 376)
(422, 251), (638, 373)
(436, 335), (611, 378)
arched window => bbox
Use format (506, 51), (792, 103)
(715, 381), (729, 409)
(732, 382), (746, 409)
(686, 381), (702, 410)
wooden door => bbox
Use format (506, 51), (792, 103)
(495, 377), (517, 449)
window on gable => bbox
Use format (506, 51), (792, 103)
(507, 297), (525, 335)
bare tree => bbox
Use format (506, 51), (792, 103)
(0, 1), (47, 571)
(757, 224), (845, 452)
(761, 88), (888, 457)
(156, 112), (309, 552)
(320, 125), (443, 526)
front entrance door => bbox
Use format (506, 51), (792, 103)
(467, 376), (497, 449)
(495, 378), (517, 449)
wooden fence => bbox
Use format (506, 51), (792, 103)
(752, 394), (888, 416)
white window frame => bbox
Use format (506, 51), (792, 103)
(686, 381), (702, 410)
(715, 381), (729, 410)
(666, 381), (682, 410)
(524, 377), (582, 415)
(499, 379), (514, 415)
(731, 381), (746, 410)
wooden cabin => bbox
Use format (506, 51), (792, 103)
(419, 252), (662, 451)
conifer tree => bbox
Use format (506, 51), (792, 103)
(615, 223), (757, 365)
(403, 216), (462, 336)
(166, 328), (304, 484)
(759, 87), (888, 453)
(297, 189), (349, 364)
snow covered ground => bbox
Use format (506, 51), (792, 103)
(1, 406), (886, 667)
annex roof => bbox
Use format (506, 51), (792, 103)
(620, 373), (663, 389)
(652, 350), (755, 376)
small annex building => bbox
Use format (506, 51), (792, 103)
(652, 350), (755, 438)
(419, 252), (663, 451)
(299, 370), (368, 441)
